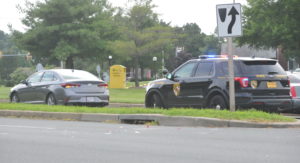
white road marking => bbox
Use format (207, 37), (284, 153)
(0, 125), (55, 130)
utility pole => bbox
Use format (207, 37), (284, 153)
(216, 1), (242, 112)
(228, 37), (236, 111)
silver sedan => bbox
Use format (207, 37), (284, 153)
(10, 69), (109, 107)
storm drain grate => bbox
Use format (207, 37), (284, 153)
(121, 119), (156, 125)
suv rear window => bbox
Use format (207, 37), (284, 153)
(218, 61), (242, 76)
(240, 60), (286, 75)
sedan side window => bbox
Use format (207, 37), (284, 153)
(27, 72), (44, 83)
(174, 62), (197, 78)
(41, 72), (55, 82)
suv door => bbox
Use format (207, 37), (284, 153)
(167, 61), (198, 106)
(184, 61), (214, 106)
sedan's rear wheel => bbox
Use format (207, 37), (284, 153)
(11, 93), (20, 103)
(208, 95), (227, 110)
(46, 94), (57, 105)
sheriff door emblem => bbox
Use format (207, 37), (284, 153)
(173, 83), (180, 96)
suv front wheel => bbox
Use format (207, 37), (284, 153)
(208, 95), (227, 110)
(146, 93), (164, 108)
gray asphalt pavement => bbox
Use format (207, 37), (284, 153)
(1, 117), (300, 163)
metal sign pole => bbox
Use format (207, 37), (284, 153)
(228, 37), (236, 111)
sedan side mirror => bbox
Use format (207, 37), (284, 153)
(21, 80), (28, 85)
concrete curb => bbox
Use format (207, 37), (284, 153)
(1, 110), (300, 128)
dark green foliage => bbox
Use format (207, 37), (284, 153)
(238, 0), (300, 57)
(9, 67), (35, 86)
(0, 30), (31, 86)
(109, 0), (178, 86)
(14, 0), (119, 68)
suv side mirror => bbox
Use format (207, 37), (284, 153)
(166, 73), (174, 80)
(162, 69), (169, 75)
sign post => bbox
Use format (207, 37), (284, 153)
(216, 3), (242, 112)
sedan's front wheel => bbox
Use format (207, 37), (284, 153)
(11, 93), (20, 103)
(46, 94), (57, 105)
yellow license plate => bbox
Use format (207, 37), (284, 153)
(267, 82), (277, 88)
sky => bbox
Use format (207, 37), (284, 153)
(0, 0), (247, 35)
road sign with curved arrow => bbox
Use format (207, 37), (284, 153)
(216, 3), (242, 37)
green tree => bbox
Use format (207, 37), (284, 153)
(179, 23), (206, 57)
(238, 0), (300, 57)
(0, 30), (31, 86)
(13, 0), (119, 69)
(109, 0), (177, 87)
(172, 23), (220, 68)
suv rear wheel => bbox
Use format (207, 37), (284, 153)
(208, 95), (227, 110)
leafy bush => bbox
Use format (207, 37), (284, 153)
(8, 67), (35, 86)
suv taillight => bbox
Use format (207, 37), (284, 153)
(234, 77), (249, 88)
(61, 83), (81, 88)
(290, 86), (296, 98)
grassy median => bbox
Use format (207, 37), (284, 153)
(0, 103), (295, 123)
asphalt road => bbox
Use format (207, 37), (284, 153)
(1, 117), (300, 163)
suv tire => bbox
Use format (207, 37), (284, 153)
(149, 93), (163, 108)
(208, 95), (227, 110)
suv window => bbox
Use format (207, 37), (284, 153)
(218, 61), (241, 76)
(174, 61), (197, 78)
(195, 62), (213, 77)
(240, 60), (286, 75)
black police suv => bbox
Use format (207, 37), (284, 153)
(145, 55), (292, 112)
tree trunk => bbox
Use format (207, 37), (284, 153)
(65, 56), (74, 69)
(141, 67), (144, 81)
(277, 46), (287, 70)
(134, 56), (140, 87)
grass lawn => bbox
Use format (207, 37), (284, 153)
(0, 103), (295, 123)
(126, 81), (149, 88)
(0, 86), (10, 99)
(109, 88), (145, 104)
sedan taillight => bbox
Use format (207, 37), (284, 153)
(98, 83), (108, 88)
(61, 83), (81, 88)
